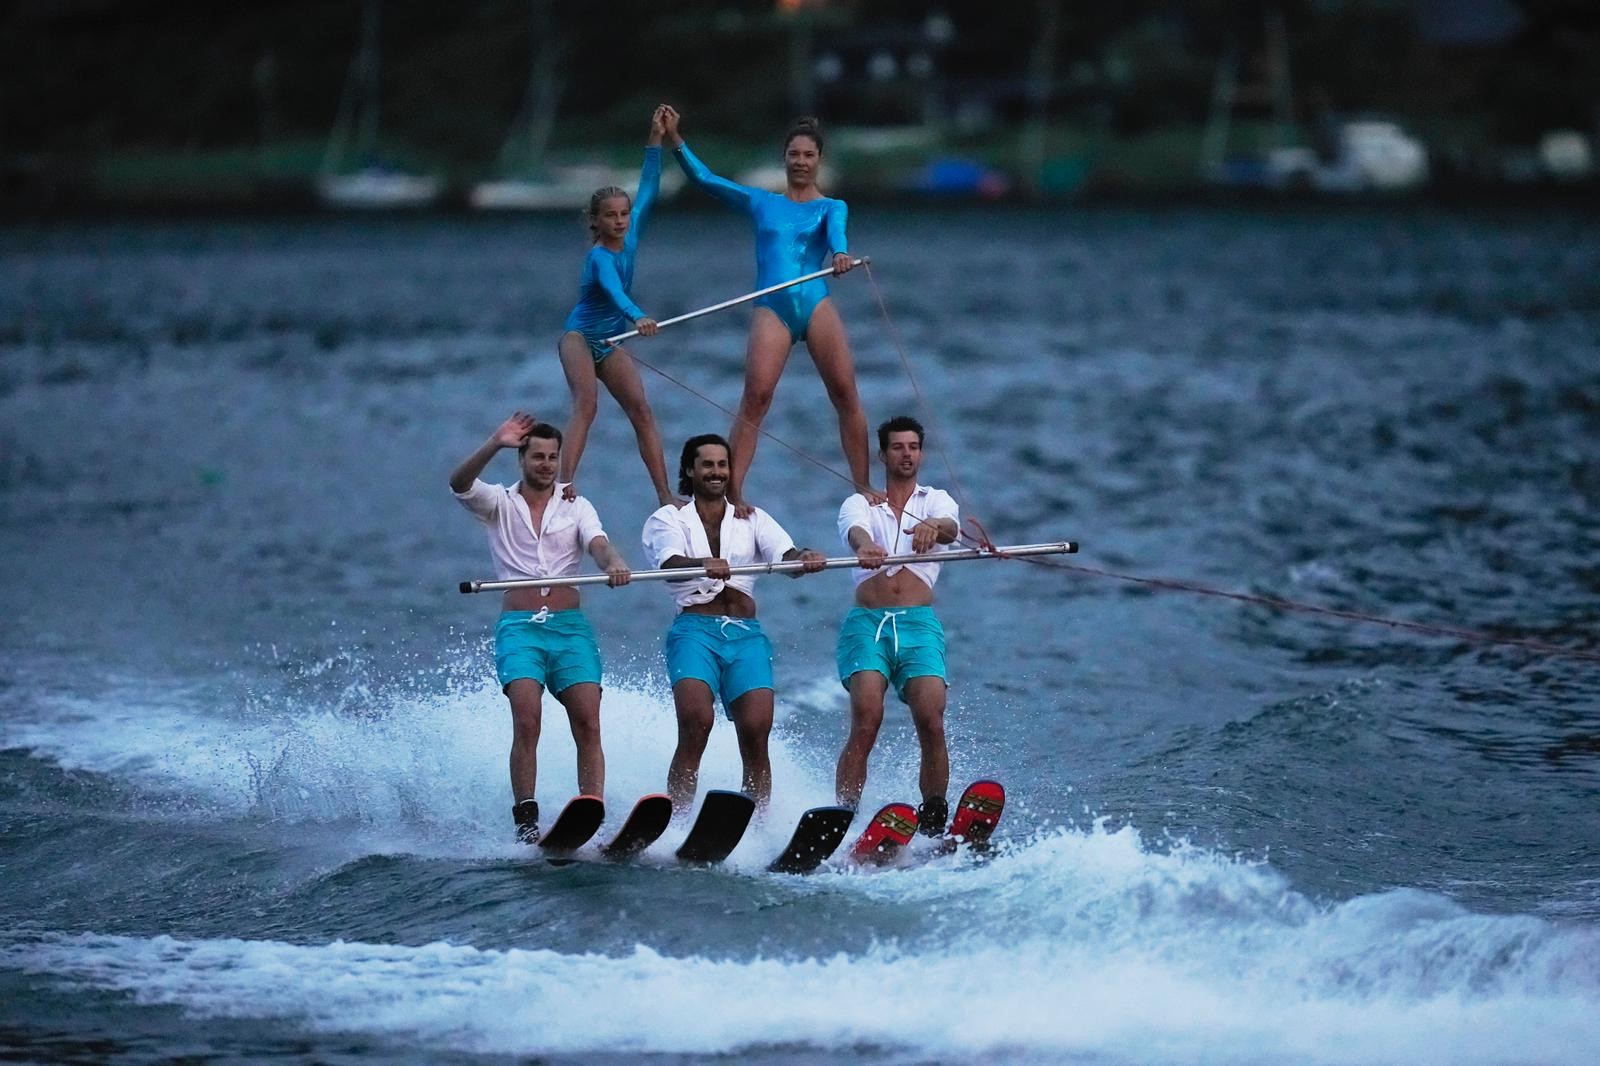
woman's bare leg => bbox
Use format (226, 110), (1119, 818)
(728, 309), (794, 508)
(596, 345), (678, 506)
(803, 299), (875, 496)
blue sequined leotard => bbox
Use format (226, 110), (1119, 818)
(562, 146), (661, 361)
(672, 142), (848, 342)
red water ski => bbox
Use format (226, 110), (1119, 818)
(846, 802), (919, 866)
(943, 779), (1005, 853)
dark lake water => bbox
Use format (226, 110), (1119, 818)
(2, 205), (1598, 1063)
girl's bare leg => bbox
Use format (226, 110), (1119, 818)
(557, 332), (600, 486)
(596, 345), (678, 506)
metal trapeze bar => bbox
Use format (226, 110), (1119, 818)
(459, 540), (1077, 594)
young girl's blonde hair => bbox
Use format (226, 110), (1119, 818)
(585, 185), (630, 241)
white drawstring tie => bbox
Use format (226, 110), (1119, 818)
(873, 609), (907, 654)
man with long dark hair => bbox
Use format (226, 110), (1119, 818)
(642, 434), (825, 814)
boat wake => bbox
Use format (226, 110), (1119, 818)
(4, 826), (1597, 1064)
(5, 666), (1599, 1062)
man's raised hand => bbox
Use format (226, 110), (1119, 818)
(494, 411), (536, 449)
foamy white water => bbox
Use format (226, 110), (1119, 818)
(0, 671), (848, 860)
(6, 826), (1596, 1064)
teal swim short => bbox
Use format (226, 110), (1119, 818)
(494, 609), (603, 695)
(836, 605), (946, 702)
(664, 613), (774, 719)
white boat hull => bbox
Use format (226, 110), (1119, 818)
(317, 171), (442, 210)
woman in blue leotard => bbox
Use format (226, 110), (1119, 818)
(558, 106), (677, 507)
(660, 106), (877, 510)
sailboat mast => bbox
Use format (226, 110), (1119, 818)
(503, 0), (562, 176)
(321, 0), (383, 175)
(355, 0), (381, 163)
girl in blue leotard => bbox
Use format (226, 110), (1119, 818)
(660, 106), (878, 511)
(557, 106), (678, 507)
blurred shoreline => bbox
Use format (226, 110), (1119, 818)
(5, 148), (1597, 219)
(10, 3), (1596, 220)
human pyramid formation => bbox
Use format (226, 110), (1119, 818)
(451, 105), (968, 853)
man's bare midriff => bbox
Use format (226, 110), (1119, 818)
(681, 586), (758, 619)
(500, 586), (582, 614)
(854, 567), (934, 609)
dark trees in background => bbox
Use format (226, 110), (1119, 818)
(1, 0), (1594, 161)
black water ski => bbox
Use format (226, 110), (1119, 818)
(768, 805), (856, 873)
(675, 789), (756, 864)
(538, 795), (605, 854)
(600, 794), (673, 859)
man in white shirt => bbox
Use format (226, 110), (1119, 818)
(642, 433), (826, 814)
(451, 412), (632, 844)
(834, 416), (961, 833)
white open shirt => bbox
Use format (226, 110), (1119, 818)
(642, 502), (796, 611)
(454, 479), (605, 582)
(837, 484), (960, 590)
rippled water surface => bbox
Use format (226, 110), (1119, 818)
(2, 206), (1598, 1064)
